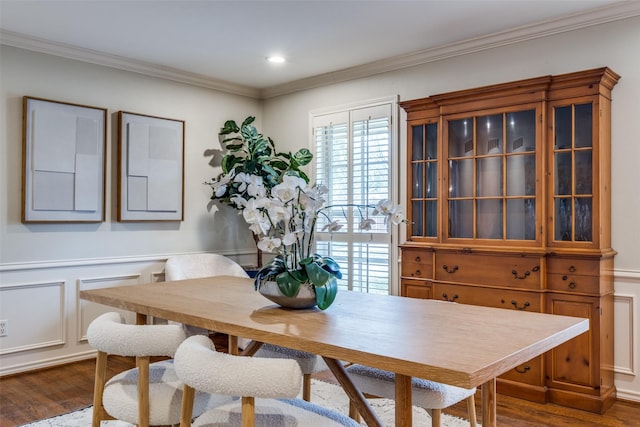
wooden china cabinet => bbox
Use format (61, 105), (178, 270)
(399, 68), (619, 413)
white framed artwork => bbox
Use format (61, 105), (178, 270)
(117, 111), (184, 221)
(22, 97), (107, 223)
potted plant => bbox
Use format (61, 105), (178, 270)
(207, 117), (404, 310)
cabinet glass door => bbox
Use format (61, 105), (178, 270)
(410, 122), (438, 237)
(446, 108), (538, 242)
(553, 103), (593, 242)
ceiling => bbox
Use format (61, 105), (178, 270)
(2, 0), (639, 98)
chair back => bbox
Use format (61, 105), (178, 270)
(87, 312), (186, 356)
(165, 253), (249, 281)
(174, 335), (302, 398)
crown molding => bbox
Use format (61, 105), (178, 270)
(0, 30), (260, 99)
(259, 1), (640, 99)
(2, 1), (639, 100)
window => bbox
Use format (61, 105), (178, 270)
(311, 99), (399, 295)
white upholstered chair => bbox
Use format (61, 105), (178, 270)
(174, 335), (360, 427)
(164, 253), (324, 401)
(86, 312), (227, 427)
(345, 364), (477, 427)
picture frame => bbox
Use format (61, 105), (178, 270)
(22, 97), (107, 223)
(117, 111), (184, 221)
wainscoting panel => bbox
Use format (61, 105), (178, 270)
(614, 294), (635, 376)
(0, 280), (65, 355)
(613, 270), (640, 402)
(0, 251), (251, 376)
(76, 274), (142, 343)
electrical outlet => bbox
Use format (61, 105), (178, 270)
(0, 320), (7, 337)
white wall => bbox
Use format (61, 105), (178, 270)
(1, 16), (639, 402)
(262, 16), (640, 401)
(0, 46), (261, 264)
(0, 46), (260, 373)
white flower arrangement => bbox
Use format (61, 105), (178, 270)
(207, 116), (404, 310)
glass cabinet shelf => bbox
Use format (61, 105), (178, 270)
(445, 108), (538, 242)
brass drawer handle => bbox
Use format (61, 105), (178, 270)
(568, 265), (576, 273)
(515, 365), (531, 374)
(442, 293), (459, 302)
(511, 266), (538, 280)
(512, 269), (530, 279)
(414, 256), (421, 262)
(511, 300), (531, 310)
(562, 275), (577, 289)
(413, 270), (421, 277)
(442, 265), (459, 274)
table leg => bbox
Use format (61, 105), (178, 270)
(481, 378), (497, 427)
(240, 340), (264, 357)
(323, 358), (384, 427)
(395, 373), (413, 427)
(228, 335), (239, 355)
(136, 313), (147, 325)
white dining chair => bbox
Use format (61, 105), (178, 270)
(174, 335), (360, 427)
(86, 312), (227, 427)
(164, 253), (324, 401)
(345, 364), (477, 427)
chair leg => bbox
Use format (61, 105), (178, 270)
(302, 373), (312, 401)
(466, 395), (477, 427)
(137, 356), (150, 427)
(241, 396), (255, 427)
(348, 400), (361, 422)
(180, 384), (195, 427)
(92, 351), (108, 427)
(432, 408), (442, 427)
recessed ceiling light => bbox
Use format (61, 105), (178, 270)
(267, 56), (285, 63)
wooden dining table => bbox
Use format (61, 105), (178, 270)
(80, 275), (589, 427)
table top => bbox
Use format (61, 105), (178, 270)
(80, 275), (588, 389)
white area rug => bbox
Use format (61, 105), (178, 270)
(19, 379), (477, 426)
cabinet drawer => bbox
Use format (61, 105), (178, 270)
(547, 258), (599, 276)
(401, 279), (432, 299)
(401, 250), (433, 279)
(500, 355), (544, 386)
(435, 253), (542, 290)
(434, 283), (543, 312)
(548, 273), (600, 294)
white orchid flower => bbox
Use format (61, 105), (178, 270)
(389, 211), (404, 226)
(242, 198), (264, 224)
(246, 175), (266, 198)
(322, 220), (343, 233)
(282, 231), (300, 246)
(229, 195), (248, 209)
(234, 172), (251, 192)
(373, 199), (396, 216)
(272, 182), (299, 203)
(359, 218), (376, 230)
(257, 237), (281, 252)
(210, 171), (235, 197)
(249, 217), (271, 235)
(214, 184), (227, 198)
(268, 203), (291, 223)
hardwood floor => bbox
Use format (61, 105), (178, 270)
(1, 344), (639, 426)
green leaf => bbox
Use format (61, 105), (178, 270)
(219, 120), (239, 135)
(225, 143), (244, 151)
(304, 262), (338, 310)
(293, 148), (313, 166)
(276, 269), (306, 297)
(297, 170), (310, 183)
(241, 116), (256, 127)
(269, 160), (289, 172)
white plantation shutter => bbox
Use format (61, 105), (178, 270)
(312, 101), (397, 294)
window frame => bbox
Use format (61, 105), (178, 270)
(309, 96), (401, 295)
